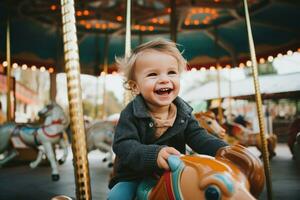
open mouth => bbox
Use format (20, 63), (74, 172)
(155, 88), (173, 95)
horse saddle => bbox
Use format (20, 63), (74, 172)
(13, 124), (40, 136)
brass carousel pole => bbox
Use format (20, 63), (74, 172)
(60, 1), (91, 199)
(102, 31), (109, 119)
(216, 68), (223, 123)
(123, 0), (132, 105)
(6, 20), (12, 121)
(227, 67), (233, 121)
(243, 0), (272, 199)
(214, 27), (223, 124)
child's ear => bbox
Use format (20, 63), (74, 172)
(128, 80), (140, 95)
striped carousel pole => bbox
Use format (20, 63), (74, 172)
(123, 0), (132, 106)
(243, 0), (273, 199)
(60, 0), (92, 199)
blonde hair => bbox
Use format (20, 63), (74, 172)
(116, 38), (187, 91)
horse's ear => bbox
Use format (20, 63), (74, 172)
(206, 111), (216, 119)
(215, 145), (265, 198)
(194, 112), (200, 118)
(168, 155), (184, 172)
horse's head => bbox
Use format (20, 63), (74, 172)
(138, 145), (264, 200)
(38, 102), (69, 128)
(38, 103), (55, 118)
(194, 111), (226, 139)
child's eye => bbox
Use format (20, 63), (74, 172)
(147, 73), (157, 77)
(168, 70), (178, 75)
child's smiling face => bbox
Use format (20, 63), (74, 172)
(132, 49), (180, 111)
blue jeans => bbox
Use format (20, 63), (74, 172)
(108, 181), (140, 200)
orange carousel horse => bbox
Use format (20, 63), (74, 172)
(194, 111), (277, 158)
(222, 120), (277, 158)
(137, 145), (265, 200)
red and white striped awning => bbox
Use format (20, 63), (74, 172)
(0, 74), (39, 104)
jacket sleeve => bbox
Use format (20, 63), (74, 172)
(185, 114), (228, 156)
(112, 109), (163, 173)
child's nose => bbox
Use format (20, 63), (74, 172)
(158, 74), (170, 83)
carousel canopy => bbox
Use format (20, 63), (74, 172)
(0, 0), (300, 75)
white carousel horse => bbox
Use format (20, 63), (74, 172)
(0, 102), (69, 181)
(29, 131), (69, 169)
(66, 119), (116, 168)
(86, 120), (115, 167)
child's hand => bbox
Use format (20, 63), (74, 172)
(157, 147), (180, 170)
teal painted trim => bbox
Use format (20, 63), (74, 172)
(136, 178), (157, 200)
(214, 173), (234, 194)
(168, 155), (185, 200)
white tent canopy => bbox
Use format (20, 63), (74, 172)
(182, 72), (300, 102)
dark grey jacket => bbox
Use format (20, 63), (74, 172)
(109, 95), (228, 188)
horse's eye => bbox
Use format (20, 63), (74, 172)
(206, 121), (212, 125)
(205, 185), (221, 200)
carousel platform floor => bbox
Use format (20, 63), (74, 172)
(0, 143), (299, 200)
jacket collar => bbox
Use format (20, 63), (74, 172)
(132, 94), (193, 118)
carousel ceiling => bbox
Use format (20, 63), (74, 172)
(0, 0), (300, 75)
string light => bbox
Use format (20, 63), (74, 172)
(12, 63), (18, 68)
(259, 58), (265, 64)
(246, 60), (252, 67)
(287, 50), (293, 56)
(31, 66), (37, 71)
(116, 16), (123, 21)
(40, 66), (46, 72)
(1, 48), (298, 75)
(83, 10), (89, 16)
(48, 67), (54, 73)
(267, 56), (274, 62)
(21, 64), (28, 70)
(239, 63), (245, 68)
(76, 11), (82, 16)
(2, 61), (8, 67)
(50, 5), (57, 11)
(217, 65), (223, 70)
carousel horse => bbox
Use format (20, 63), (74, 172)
(194, 111), (226, 140)
(137, 144), (265, 200)
(66, 119), (116, 167)
(85, 120), (115, 167)
(222, 120), (277, 158)
(194, 111), (277, 158)
(0, 102), (69, 181)
(194, 111), (238, 145)
(29, 131), (69, 169)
